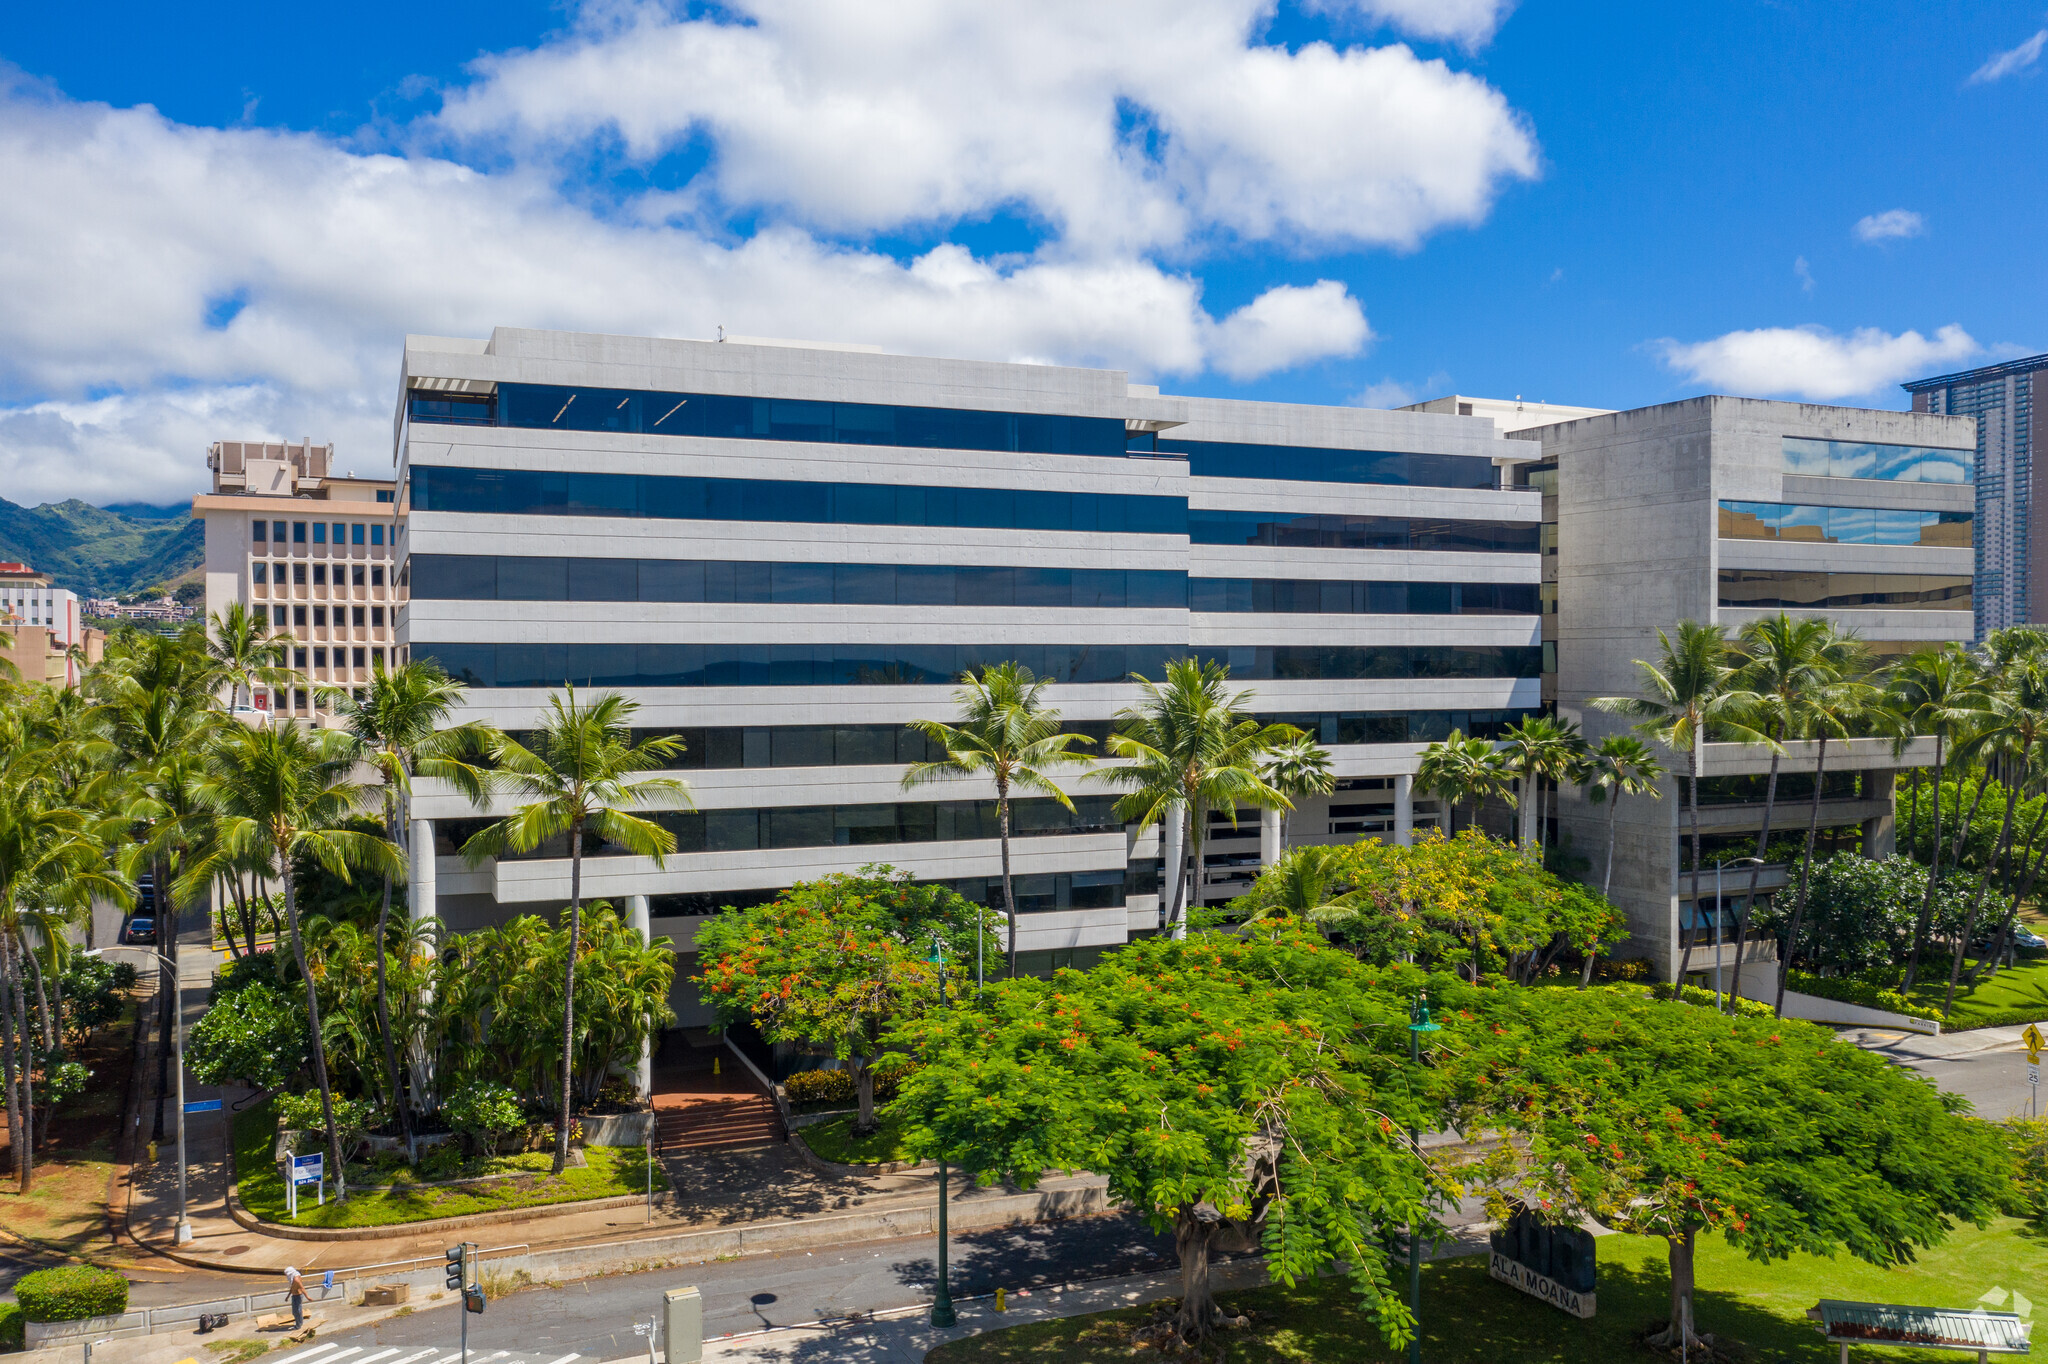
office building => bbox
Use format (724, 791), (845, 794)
(1399, 394), (1612, 433)
(394, 328), (1544, 1018)
(193, 440), (403, 718)
(0, 562), (98, 687)
(1505, 398), (1972, 981)
(1904, 352), (2048, 636)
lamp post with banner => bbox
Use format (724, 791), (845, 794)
(1406, 990), (1442, 1364)
(928, 930), (957, 1329)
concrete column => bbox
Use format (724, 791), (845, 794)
(628, 893), (653, 1099)
(1862, 811), (1896, 860)
(1259, 807), (1282, 866)
(407, 818), (435, 922)
(1395, 775), (1415, 847)
(1159, 811), (1184, 930)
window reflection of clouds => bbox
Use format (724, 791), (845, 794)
(1717, 501), (1973, 548)
(1780, 437), (1972, 484)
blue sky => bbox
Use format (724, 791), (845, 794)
(0, 0), (2043, 505)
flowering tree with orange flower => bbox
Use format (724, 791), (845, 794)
(693, 865), (993, 1134)
(1463, 985), (2008, 1355)
(893, 928), (1466, 1353)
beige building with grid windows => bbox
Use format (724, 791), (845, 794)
(195, 439), (404, 719)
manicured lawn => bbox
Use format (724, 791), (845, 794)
(928, 1219), (2048, 1364)
(797, 1112), (916, 1165)
(1901, 956), (2048, 1029)
(232, 1099), (666, 1229)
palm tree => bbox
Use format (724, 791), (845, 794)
(1577, 735), (1665, 984)
(1721, 615), (1839, 1006)
(1941, 653), (2048, 1016)
(1093, 659), (1294, 939)
(902, 662), (1095, 980)
(330, 660), (494, 1152)
(1497, 715), (1586, 856)
(460, 687), (690, 1174)
(1415, 730), (1511, 836)
(1890, 645), (1989, 992)
(1770, 647), (1879, 1018)
(187, 720), (401, 1200)
(1259, 733), (1335, 850)
(1238, 845), (1361, 928)
(205, 602), (294, 710)
(1593, 622), (1765, 985)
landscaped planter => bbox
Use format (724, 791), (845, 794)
(579, 1111), (654, 1146)
(786, 1125), (933, 1177)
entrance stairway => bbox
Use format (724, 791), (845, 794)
(651, 1043), (784, 1153)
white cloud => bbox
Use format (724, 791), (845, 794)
(1653, 323), (1979, 401)
(1794, 256), (1815, 293)
(1968, 28), (2047, 84)
(430, 0), (1538, 254)
(1320, 0), (1518, 46)
(1853, 209), (1925, 243)
(0, 2), (1544, 508)
(1206, 281), (1371, 381)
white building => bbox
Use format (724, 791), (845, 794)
(0, 563), (91, 688)
(393, 328), (1543, 1017)
(193, 440), (404, 719)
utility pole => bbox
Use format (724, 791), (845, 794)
(928, 930), (957, 1329)
(1407, 990), (1441, 1364)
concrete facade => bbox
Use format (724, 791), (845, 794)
(393, 328), (1544, 1016)
(1507, 397), (1977, 979)
(0, 562), (95, 687)
(193, 440), (404, 719)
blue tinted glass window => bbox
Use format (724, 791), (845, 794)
(1718, 569), (1971, 612)
(415, 642), (1540, 689)
(1188, 577), (1536, 614)
(1781, 437), (1973, 484)
(312, 523), (326, 544)
(252, 520), (266, 543)
(1187, 509), (1537, 552)
(1717, 501), (1972, 548)
(371, 524), (385, 546)
(417, 383), (1128, 458)
(293, 522), (307, 543)
(410, 466), (1187, 536)
(1160, 439), (1495, 490)
(351, 523), (366, 545)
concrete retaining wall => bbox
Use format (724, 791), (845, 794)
(1735, 960), (1941, 1035)
(24, 1282), (349, 1348)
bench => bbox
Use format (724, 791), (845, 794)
(1808, 1299), (2030, 1362)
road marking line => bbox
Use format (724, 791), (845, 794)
(355, 1350), (403, 1364)
(276, 1347), (340, 1364)
(538, 1353), (582, 1364)
(303, 1349), (362, 1364)
(385, 1351), (441, 1364)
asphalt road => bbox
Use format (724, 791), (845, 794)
(1840, 1024), (2040, 1121)
(258, 1212), (1196, 1364)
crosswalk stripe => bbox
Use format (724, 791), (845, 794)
(386, 1350), (441, 1364)
(539, 1353), (582, 1364)
(276, 1346), (339, 1364)
(355, 1350), (402, 1364)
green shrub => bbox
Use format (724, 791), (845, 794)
(274, 1091), (376, 1155)
(1948, 1005), (2048, 1032)
(1595, 957), (1654, 983)
(443, 1081), (525, 1154)
(1, 1301), (22, 1349)
(2003, 1117), (2048, 1223)
(1784, 970), (1921, 1017)
(13, 1265), (128, 1322)
(784, 1067), (856, 1106)
(1652, 982), (1775, 1018)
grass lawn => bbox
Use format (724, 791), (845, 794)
(232, 1100), (667, 1229)
(797, 1112), (916, 1165)
(1899, 955), (2048, 1029)
(928, 1219), (2048, 1364)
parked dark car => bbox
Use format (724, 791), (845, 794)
(123, 916), (157, 945)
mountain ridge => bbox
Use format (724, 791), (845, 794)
(0, 497), (204, 600)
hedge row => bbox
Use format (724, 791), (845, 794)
(12, 1266), (128, 1323)
(1784, 970), (1920, 1018)
(1, 1301), (23, 1350)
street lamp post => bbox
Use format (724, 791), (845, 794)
(928, 931), (958, 1329)
(1406, 990), (1441, 1364)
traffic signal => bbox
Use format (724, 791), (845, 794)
(464, 1286), (487, 1315)
(444, 1245), (466, 1291)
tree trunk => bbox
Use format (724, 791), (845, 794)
(1, 932), (30, 1191)
(1905, 767), (1922, 860)
(286, 848), (349, 1201)
(1773, 732), (1830, 1018)
(1648, 1227), (1702, 1351)
(1584, 789), (1623, 986)
(1969, 806), (2048, 988)
(850, 1056), (876, 1136)
(1945, 771), (2024, 1016)
(376, 794), (413, 1156)
(1902, 735), (1947, 991)
(1518, 774), (1537, 851)
(1728, 746), (1782, 1008)
(556, 820), (583, 1177)
(21, 931), (55, 1052)
(998, 781), (1017, 979)
(1951, 765), (1993, 867)
(1677, 749), (1704, 985)
(1169, 1204), (1221, 1343)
